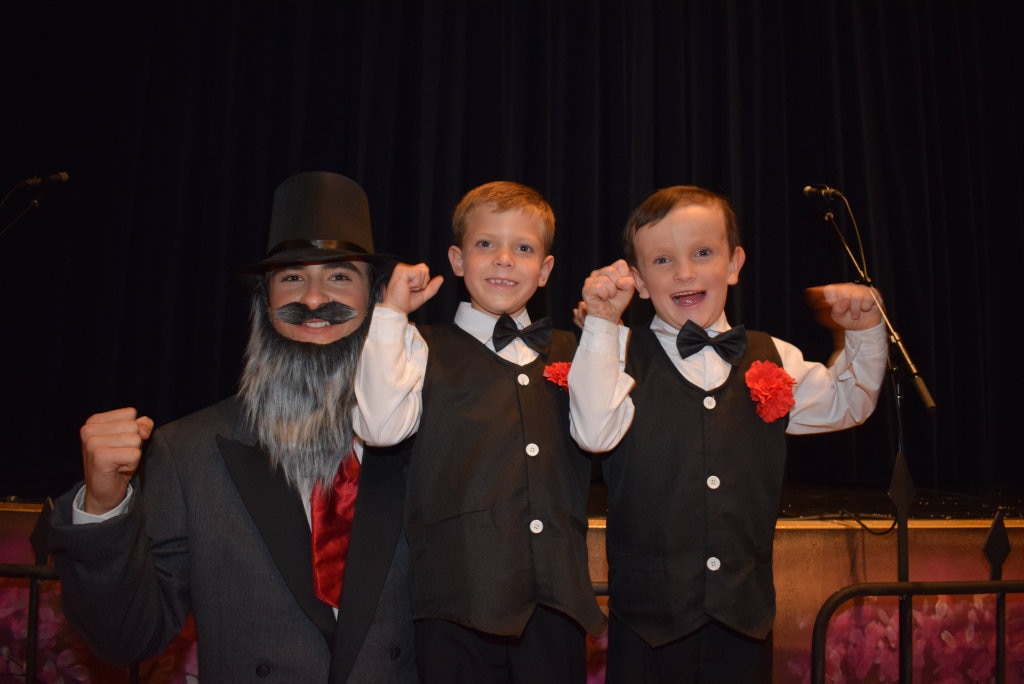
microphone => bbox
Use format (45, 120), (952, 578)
(803, 183), (841, 199)
(14, 172), (70, 190)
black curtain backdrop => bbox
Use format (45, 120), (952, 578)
(1, 1), (1020, 501)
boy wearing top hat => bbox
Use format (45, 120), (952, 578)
(50, 171), (417, 682)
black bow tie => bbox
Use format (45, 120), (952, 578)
(492, 313), (553, 355)
(675, 320), (747, 366)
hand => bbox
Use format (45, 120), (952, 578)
(806, 283), (884, 331)
(80, 407), (154, 515)
(572, 301), (588, 330)
(581, 260), (635, 323)
(381, 262), (444, 316)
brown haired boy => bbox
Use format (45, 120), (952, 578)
(569, 184), (887, 682)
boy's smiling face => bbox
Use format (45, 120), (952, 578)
(448, 206), (554, 319)
(630, 202), (745, 331)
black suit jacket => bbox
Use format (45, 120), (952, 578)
(50, 396), (416, 682)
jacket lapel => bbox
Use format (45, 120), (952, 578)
(217, 435), (337, 646)
(328, 438), (411, 681)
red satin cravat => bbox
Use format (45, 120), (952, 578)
(310, 452), (360, 608)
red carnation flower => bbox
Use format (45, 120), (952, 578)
(745, 360), (796, 423)
(543, 362), (571, 391)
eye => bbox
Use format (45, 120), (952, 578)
(695, 248), (712, 258)
(328, 271), (352, 282)
(516, 243), (535, 254)
(653, 256), (670, 265)
(476, 239), (493, 248)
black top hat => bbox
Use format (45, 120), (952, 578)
(236, 171), (396, 275)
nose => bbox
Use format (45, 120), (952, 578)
(298, 280), (331, 309)
(674, 261), (696, 282)
(493, 246), (513, 267)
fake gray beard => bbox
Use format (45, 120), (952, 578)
(238, 290), (367, 490)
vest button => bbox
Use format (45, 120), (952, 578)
(518, 373), (530, 386)
(525, 443), (540, 457)
(706, 475), (721, 489)
(256, 663), (271, 677)
(703, 395), (717, 410)
(530, 519), (544, 534)
(706, 556), (721, 571)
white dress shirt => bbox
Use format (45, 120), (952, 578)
(568, 312), (889, 452)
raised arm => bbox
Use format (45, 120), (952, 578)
(354, 262), (443, 446)
(568, 260), (638, 452)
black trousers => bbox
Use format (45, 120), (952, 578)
(605, 614), (773, 684)
(415, 605), (587, 684)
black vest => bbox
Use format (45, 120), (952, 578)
(405, 323), (606, 638)
(602, 326), (788, 645)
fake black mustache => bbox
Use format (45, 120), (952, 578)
(272, 301), (359, 325)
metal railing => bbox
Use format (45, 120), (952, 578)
(0, 559), (57, 681)
(1, 498), (57, 683)
(811, 578), (1024, 683)
(0, 498), (140, 683)
(810, 454), (1019, 682)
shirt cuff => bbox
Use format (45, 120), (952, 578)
(368, 305), (410, 340)
(72, 484), (133, 524)
(579, 316), (628, 358)
(839, 321), (887, 366)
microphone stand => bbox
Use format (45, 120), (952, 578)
(813, 192), (936, 411)
(812, 188), (935, 682)
(0, 185), (46, 241)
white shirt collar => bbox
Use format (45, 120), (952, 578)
(649, 311), (732, 341)
(454, 301), (531, 345)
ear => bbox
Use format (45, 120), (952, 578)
(630, 266), (651, 300)
(448, 245), (465, 277)
(537, 254), (555, 287)
(727, 246), (746, 285)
